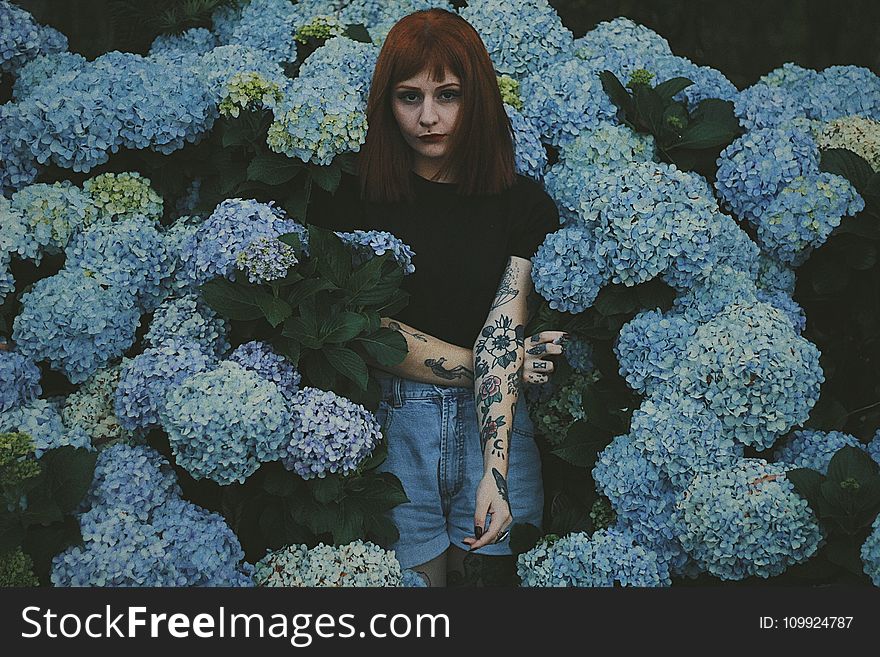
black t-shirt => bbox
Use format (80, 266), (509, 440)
(307, 170), (560, 348)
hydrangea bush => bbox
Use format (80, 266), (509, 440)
(2, 0), (878, 589)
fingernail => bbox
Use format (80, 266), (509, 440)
(531, 335), (541, 343)
(527, 344), (547, 355)
(474, 525), (483, 539)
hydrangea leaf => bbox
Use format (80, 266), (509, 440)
(652, 77), (694, 103)
(324, 345), (368, 391)
(308, 474), (344, 504)
(247, 153), (301, 186)
(309, 162), (343, 194)
(321, 311), (367, 344)
(200, 278), (265, 320)
(254, 291), (292, 328)
(40, 446), (96, 513)
(677, 98), (740, 149)
(357, 328), (407, 367)
(819, 148), (874, 193)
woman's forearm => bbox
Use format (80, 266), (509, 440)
(473, 257), (532, 480)
(367, 317), (475, 386)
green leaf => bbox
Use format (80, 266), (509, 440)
(200, 279), (265, 320)
(321, 311), (368, 343)
(309, 162), (343, 193)
(286, 278), (337, 307)
(786, 467), (825, 511)
(826, 446), (879, 484)
(348, 472), (409, 511)
(356, 268), (404, 306)
(40, 447), (96, 513)
(550, 422), (608, 467)
(273, 337), (301, 367)
(599, 70), (632, 115)
(632, 84), (665, 135)
(308, 225), (352, 287)
(652, 77), (693, 103)
(835, 237), (877, 271)
(285, 189), (309, 222)
(254, 292), (293, 328)
(20, 483), (63, 527)
(308, 476), (344, 504)
(0, 514), (25, 553)
(247, 153), (302, 185)
(675, 99), (740, 149)
(363, 512), (399, 545)
(325, 346), (369, 390)
(308, 501), (342, 536)
(333, 500), (364, 544)
(262, 467), (299, 497)
(823, 535), (865, 575)
(278, 231), (304, 253)
(356, 440), (387, 472)
(344, 23), (373, 44)
(810, 256), (851, 295)
(594, 285), (638, 317)
(509, 522), (543, 555)
(221, 118), (254, 148)
(357, 328), (408, 366)
(820, 149), (874, 192)
(282, 317), (321, 349)
(345, 254), (387, 301)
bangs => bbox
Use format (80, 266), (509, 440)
(389, 38), (466, 86)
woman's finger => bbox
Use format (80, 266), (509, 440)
(469, 511), (511, 551)
(527, 331), (567, 346)
(531, 359), (554, 373)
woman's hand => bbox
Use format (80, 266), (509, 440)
(462, 468), (513, 551)
(522, 331), (567, 385)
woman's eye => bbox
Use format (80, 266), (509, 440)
(398, 93), (419, 102)
(441, 91), (460, 100)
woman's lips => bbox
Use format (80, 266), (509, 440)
(419, 134), (446, 143)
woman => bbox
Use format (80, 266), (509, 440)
(308, 8), (565, 587)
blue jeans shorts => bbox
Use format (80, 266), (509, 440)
(372, 370), (544, 569)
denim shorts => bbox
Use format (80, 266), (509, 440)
(372, 370), (544, 569)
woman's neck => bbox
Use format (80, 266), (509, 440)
(412, 160), (456, 184)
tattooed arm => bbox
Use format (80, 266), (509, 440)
(366, 317), (565, 388)
(364, 317), (476, 386)
(463, 256), (533, 551)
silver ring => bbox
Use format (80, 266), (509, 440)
(495, 529), (510, 544)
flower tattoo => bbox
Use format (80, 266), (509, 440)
(475, 315), (524, 370)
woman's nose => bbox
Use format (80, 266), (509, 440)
(419, 99), (439, 126)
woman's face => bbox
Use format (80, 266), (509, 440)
(391, 67), (461, 180)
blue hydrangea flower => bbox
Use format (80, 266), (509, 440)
(12, 269), (141, 384)
(193, 44), (287, 104)
(254, 539), (414, 587)
(144, 294), (231, 357)
(52, 496), (253, 586)
(863, 513), (880, 587)
(630, 392), (744, 490)
(60, 364), (133, 447)
(160, 361), (292, 485)
(281, 387), (381, 479)
(149, 27), (218, 64)
(12, 51), (216, 173)
(0, 256), (13, 305)
(592, 434), (688, 573)
(674, 459), (825, 580)
(228, 341), (301, 400)
(532, 226), (608, 313)
(228, 0), (303, 65)
(64, 217), (173, 312)
(236, 235), (300, 283)
(0, 398), (91, 458)
(12, 51), (86, 100)
(735, 83), (808, 132)
(558, 122), (656, 173)
(577, 162), (720, 287)
(506, 103), (547, 180)
(755, 289), (807, 333)
(869, 430), (880, 467)
(115, 341), (217, 432)
(83, 443), (182, 518)
(520, 56), (617, 149)
(650, 54), (738, 107)
(0, 102), (41, 194)
(162, 214), (205, 293)
(563, 336), (593, 374)
(0, 0), (68, 74)
(669, 265), (759, 324)
(756, 253), (796, 294)
(809, 66), (880, 123)
(573, 17), (671, 82)
(334, 229), (416, 275)
(773, 429), (870, 474)
(517, 527), (672, 587)
(754, 172), (864, 266)
(677, 302), (824, 449)
(10, 181), (94, 261)
(81, 172), (164, 225)
(210, 3), (245, 44)
(297, 36), (379, 97)
(179, 198), (304, 288)
(0, 350), (42, 412)
(0, 194), (41, 262)
(459, 0), (572, 78)
(715, 124), (819, 222)
(615, 310), (695, 395)
(267, 70), (368, 166)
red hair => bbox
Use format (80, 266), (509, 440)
(357, 8), (516, 202)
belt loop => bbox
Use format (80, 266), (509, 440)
(392, 376), (404, 408)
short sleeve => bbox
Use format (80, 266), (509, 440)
(508, 180), (560, 260)
(306, 172), (364, 232)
